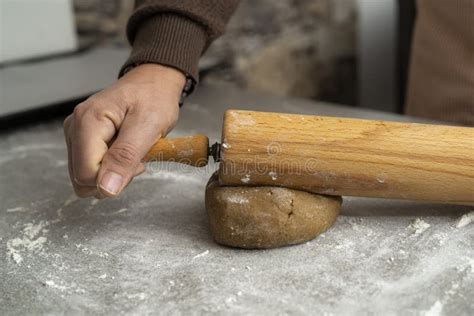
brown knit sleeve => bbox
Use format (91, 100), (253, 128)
(119, 0), (240, 81)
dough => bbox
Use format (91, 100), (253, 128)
(205, 172), (342, 249)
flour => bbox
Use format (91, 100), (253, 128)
(7, 143), (63, 153)
(99, 208), (129, 216)
(6, 206), (27, 213)
(45, 280), (69, 292)
(75, 243), (109, 258)
(268, 171), (278, 181)
(192, 250), (209, 260)
(102, 208), (129, 216)
(138, 170), (202, 184)
(456, 211), (474, 228)
(227, 195), (249, 204)
(1, 144), (63, 165)
(241, 174), (251, 184)
(112, 208), (128, 215)
(230, 112), (256, 126)
(225, 295), (237, 305)
(63, 195), (77, 207)
(409, 218), (430, 235)
(54, 195), (79, 222)
(6, 220), (50, 265)
(127, 293), (147, 300)
(178, 149), (194, 157)
(423, 300), (443, 316)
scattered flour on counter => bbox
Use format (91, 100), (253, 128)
(63, 195), (78, 207)
(225, 295), (237, 305)
(6, 220), (50, 264)
(108, 208), (128, 215)
(44, 279), (86, 294)
(423, 300), (443, 316)
(115, 208), (128, 214)
(127, 292), (147, 300)
(456, 211), (474, 228)
(409, 218), (430, 235)
(45, 280), (69, 292)
(6, 207), (27, 213)
(75, 243), (109, 258)
(7, 143), (63, 153)
(54, 194), (79, 222)
(192, 250), (209, 261)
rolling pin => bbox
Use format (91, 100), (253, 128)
(143, 110), (474, 205)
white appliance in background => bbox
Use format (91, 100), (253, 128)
(0, 0), (78, 64)
(0, 0), (129, 120)
(357, 0), (398, 113)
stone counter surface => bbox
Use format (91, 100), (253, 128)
(0, 84), (472, 315)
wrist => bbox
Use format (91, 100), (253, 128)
(123, 63), (186, 91)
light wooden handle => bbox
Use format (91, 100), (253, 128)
(144, 134), (209, 167)
(218, 110), (474, 204)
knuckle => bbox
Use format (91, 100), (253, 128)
(73, 99), (101, 119)
(93, 108), (121, 126)
(107, 142), (139, 167)
(72, 103), (87, 118)
(73, 101), (93, 120)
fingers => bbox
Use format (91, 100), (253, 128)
(62, 63), (183, 199)
(64, 115), (97, 197)
(65, 117), (145, 198)
(96, 109), (168, 197)
(70, 103), (116, 186)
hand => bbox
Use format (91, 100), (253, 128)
(63, 64), (185, 198)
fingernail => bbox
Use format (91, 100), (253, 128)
(99, 171), (123, 195)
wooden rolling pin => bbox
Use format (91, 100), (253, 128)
(144, 110), (474, 205)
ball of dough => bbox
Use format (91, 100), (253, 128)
(205, 173), (342, 249)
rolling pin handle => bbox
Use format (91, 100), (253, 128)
(143, 134), (211, 167)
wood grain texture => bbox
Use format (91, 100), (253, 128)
(218, 110), (474, 204)
(144, 134), (209, 167)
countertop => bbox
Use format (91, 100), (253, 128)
(1, 83), (472, 315)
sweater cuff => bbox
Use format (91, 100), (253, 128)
(119, 14), (207, 82)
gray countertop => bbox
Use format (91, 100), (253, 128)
(1, 83), (472, 315)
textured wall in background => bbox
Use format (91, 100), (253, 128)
(74, 0), (133, 47)
(73, 0), (357, 105)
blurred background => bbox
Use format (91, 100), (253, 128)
(1, 0), (415, 126)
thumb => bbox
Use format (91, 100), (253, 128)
(96, 110), (167, 197)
